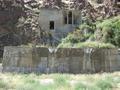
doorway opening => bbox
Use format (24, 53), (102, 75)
(68, 11), (72, 24)
(50, 21), (54, 30)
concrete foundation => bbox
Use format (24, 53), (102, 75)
(2, 46), (120, 74)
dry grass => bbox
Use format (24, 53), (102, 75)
(0, 72), (120, 90)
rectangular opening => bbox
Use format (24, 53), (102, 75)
(68, 11), (72, 24)
(50, 21), (54, 30)
(64, 16), (67, 24)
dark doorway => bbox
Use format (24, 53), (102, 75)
(50, 21), (54, 30)
(64, 16), (67, 24)
(68, 11), (72, 24)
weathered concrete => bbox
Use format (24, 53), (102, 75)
(2, 46), (120, 74)
(38, 9), (81, 34)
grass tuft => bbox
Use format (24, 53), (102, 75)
(0, 72), (119, 90)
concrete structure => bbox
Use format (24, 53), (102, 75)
(38, 7), (81, 42)
(39, 8), (81, 32)
(2, 46), (120, 74)
(38, 0), (85, 42)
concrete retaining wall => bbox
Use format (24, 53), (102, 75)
(2, 46), (120, 73)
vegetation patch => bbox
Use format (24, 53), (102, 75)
(0, 72), (120, 90)
(58, 16), (120, 48)
(95, 16), (120, 47)
(58, 41), (115, 48)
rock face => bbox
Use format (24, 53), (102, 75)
(0, 0), (120, 58)
(2, 47), (120, 73)
(0, 0), (119, 44)
(0, 0), (25, 59)
(0, 0), (120, 43)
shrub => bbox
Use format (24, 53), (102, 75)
(79, 24), (93, 31)
(96, 16), (120, 47)
(58, 16), (120, 48)
(61, 30), (84, 44)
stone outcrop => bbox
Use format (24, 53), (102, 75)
(2, 47), (120, 73)
(0, 0), (25, 58)
(82, 0), (120, 22)
(0, 0), (120, 59)
(0, 0), (119, 45)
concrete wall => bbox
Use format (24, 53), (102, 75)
(39, 8), (64, 32)
(38, 9), (81, 34)
(2, 46), (120, 74)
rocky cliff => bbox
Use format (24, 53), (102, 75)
(0, 0), (25, 58)
(0, 0), (120, 58)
